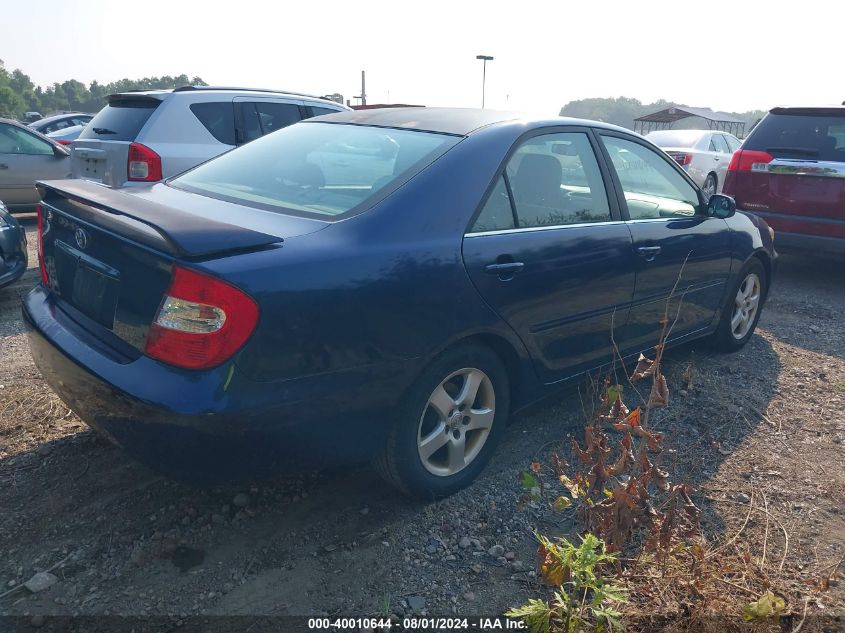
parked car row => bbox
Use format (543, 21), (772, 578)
(0, 87), (348, 213)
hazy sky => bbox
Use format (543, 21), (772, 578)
(3, 0), (842, 114)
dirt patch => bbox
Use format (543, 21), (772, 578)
(1, 224), (843, 625)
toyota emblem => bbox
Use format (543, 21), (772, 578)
(74, 227), (89, 250)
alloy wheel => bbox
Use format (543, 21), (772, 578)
(731, 272), (761, 340)
(417, 367), (495, 477)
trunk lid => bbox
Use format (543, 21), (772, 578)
(38, 179), (321, 357)
(724, 108), (845, 238)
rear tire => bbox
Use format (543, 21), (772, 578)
(710, 258), (766, 352)
(374, 343), (509, 499)
(702, 173), (718, 200)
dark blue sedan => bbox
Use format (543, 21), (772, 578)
(24, 108), (775, 497)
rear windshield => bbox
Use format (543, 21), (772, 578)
(170, 122), (461, 218)
(78, 98), (159, 141)
(744, 112), (845, 161)
(645, 130), (704, 148)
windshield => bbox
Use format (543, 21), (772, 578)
(170, 122), (461, 218)
(646, 130), (705, 148)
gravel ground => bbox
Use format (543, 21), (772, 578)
(1, 216), (843, 626)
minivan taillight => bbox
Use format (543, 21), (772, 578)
(727, 149), (773, 173)
(127, 142), (162, 182)
(144, 266), (259, 370)
(36, 203), (48, 285)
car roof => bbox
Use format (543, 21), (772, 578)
(307, 107), (633, 136)
(108, 86), (346, 107)
(30, 112), (91, 125)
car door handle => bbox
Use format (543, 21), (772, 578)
(484, 262), (525, 274)
(636, 246), (662, 260)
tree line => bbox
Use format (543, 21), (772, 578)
(560, 96), (766, 135)
(0, 60), (206, 119)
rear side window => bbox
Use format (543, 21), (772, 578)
(79, 99), (159, 141)
(712, 134), (730, 153)
(744, 112), (845, 161)
(505, 132), (611, 227)
(190, 102), (236, 145)
(471, 176), (515, 232)
(309, 106), (343, 118)
(238, 101), (302, 143)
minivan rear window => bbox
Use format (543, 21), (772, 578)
(78, 98), (159, 141)
(170, 122), (460, 219)
(744, 112), (845, 162)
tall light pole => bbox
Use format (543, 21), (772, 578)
(476, 55), (493, 109)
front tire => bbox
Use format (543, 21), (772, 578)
(711, 258), (766, 352)
(374, 343), (509, 498)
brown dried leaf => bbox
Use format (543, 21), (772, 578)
(631, 354), (656, 381)
(650, 371), (669, 407)
(530, 462), (542, 474)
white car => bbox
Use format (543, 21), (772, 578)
(645, 129), (742, 198)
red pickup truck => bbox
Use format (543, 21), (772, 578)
(723, 106), (845, 255)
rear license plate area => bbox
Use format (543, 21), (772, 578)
(54, 240), (120, 329)
(81, 158), (104, 180)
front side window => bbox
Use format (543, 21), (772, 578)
(504, 132), (611, 228)
(0, 124), (54, 155)
(601, 135), (699, 220)
(171, 122), (460, 218)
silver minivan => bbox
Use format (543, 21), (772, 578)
(71, 86), (350, 187)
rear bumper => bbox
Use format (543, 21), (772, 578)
(772, 231), (845, 255)
(740, 209), (845, 255)
(23, 285), (417, 480)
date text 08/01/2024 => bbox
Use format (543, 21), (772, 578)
(307, 617), (527, 630)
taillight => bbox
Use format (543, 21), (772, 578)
(36, 203), (49, 285)
(127, 142), (163, 182)
(56, 139), (73, 146)
(727, 149), (773, 172)
(144, 266), (259, 370)
(673, 153), (693, 166)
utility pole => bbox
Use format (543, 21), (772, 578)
(355, 70), (367, 107)
(476, 55), (493, 109)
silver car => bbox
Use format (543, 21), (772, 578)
(0, 118), (71, 212)
(29, 112), (94, 135)
(645, 129), (742, 197)
(71, 86), (350, 188)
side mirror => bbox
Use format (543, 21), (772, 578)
(52, 144), (70, 157)
(705, 193), (736, 219)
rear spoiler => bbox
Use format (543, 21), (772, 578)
(37, 180), (282, 259)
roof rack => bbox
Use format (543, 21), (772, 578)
(172, 85), (326, 100)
